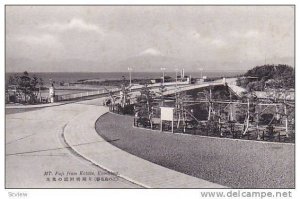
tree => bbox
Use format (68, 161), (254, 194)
(105, 88), (117, 110)
(158, 83), (167, 106)
(135, 83), (155, 127)
(120, 76), (131, 108)
(242, 64), (294, 91)
(7, 71), (43, 104)
(236, 77), (242, 86)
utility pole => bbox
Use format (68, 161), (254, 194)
(128, 67), (133, 89)
(274, 89), (280, 120)
(175, 68), (179, 107)
(256, 103), (261, 140)
(161, 67), (166, 85)
(199, 68), (203, 79)
(229, 91), (233, 121)
(39, 85), (42, 103)
(284, 92), (289, 138)
(175, 68), (179, 86)
(208, 86), (213, 121)
(218, 104), (222, 136)
(243, 98), (250, 135)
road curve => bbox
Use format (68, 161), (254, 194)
(63, 105), (225, 188)
(5, 98), (140, 188)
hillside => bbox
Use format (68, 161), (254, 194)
(236, 64), (295, 91)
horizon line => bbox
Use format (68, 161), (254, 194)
(5, 70), (247, 73)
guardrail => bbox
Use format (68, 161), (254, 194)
(56, 82), (195, 102)
(161, 82), (224, 96)
(56, 88), (121, 101)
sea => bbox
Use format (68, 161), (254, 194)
(5, 71), (244, 85)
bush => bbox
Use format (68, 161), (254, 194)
(137, 117), (150, 128)
(119, 104), (135, 115)
(242, 64), (294, 91)
(259, 113), (274, 125)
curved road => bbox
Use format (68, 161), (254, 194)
(5, 98), (140, 188)
(96, 113), (294, 188)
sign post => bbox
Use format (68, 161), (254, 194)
(160, 107), (174, 133)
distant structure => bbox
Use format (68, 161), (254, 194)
(180, 69), (192, 83)
(49, 84), (55, 103)
(150, 68), (192, 84)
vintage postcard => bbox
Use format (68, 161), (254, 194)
(5, 5), (295, 191)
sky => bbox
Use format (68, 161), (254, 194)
(6, 6), (294, 72)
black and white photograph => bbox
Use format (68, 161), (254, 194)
(4, 4), (295, 193)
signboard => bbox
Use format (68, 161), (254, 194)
(160, 107), (174, 133)
(160, 107), (174, 121)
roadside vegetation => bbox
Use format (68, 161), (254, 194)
(6, 71), (45, 104)
(236, 64), (294, 91)
(107, 64), (295, 143)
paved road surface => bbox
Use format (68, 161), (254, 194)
(5, 98), (140, 188)
(96, 113), (295, 188)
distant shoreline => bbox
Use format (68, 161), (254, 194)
(5, 71), (244, 85)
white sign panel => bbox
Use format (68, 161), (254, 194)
(160, 107), (174, 121)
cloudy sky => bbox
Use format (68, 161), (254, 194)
(6, 6), (294, 72)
